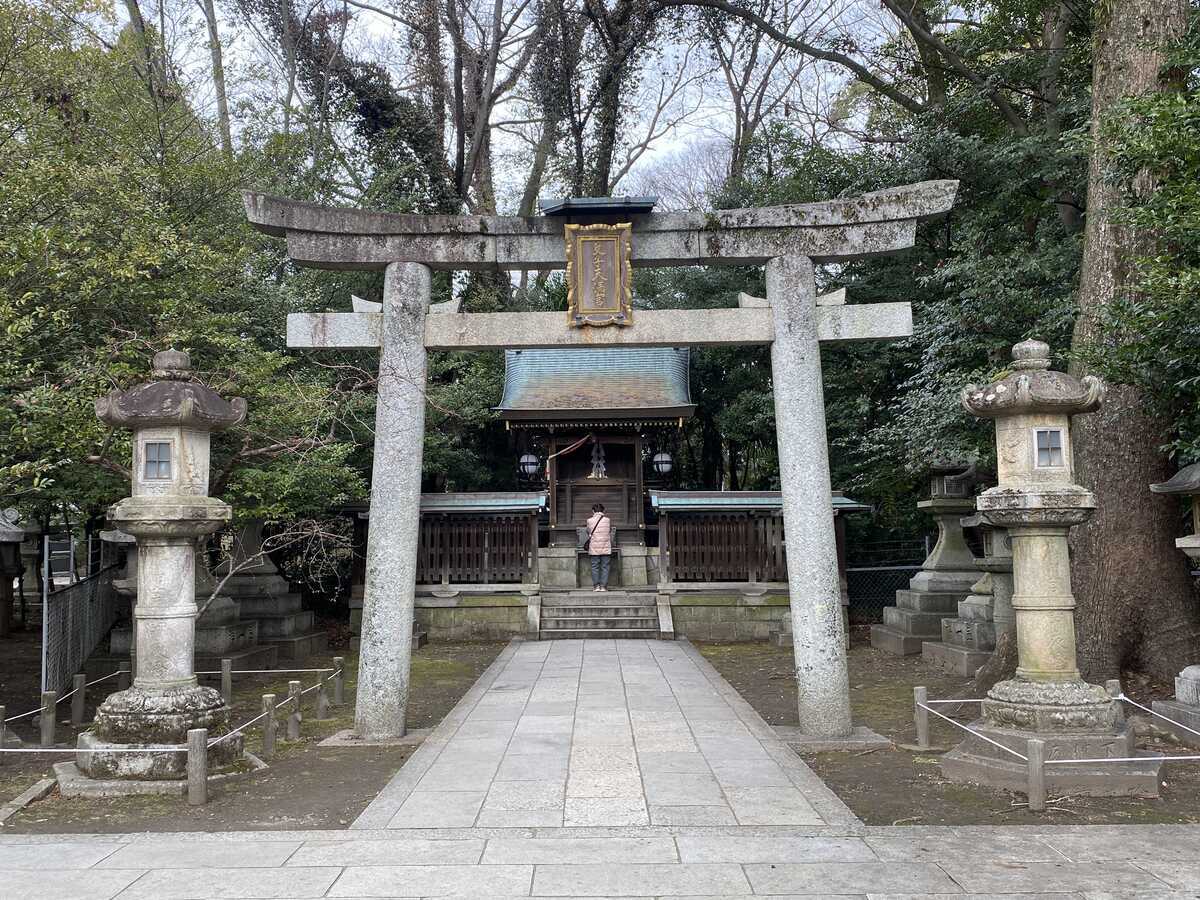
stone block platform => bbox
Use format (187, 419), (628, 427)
(870, 589), (963, 656)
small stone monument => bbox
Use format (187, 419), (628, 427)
(74, 350), (247, 781)
(922, 514), (1008, 675)
(216, 519), (328, 659)
(942, 339), (1163, 795)
(871, 462), (979, 655)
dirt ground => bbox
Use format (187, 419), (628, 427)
(698, 629), (1200, 826)
(0, 628), (502, 833)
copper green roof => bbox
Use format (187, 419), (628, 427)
(497, 348), (695, 423)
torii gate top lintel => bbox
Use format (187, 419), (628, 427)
(243, 179), (958, 272)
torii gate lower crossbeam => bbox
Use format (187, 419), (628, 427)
(247, 180), (957, 741)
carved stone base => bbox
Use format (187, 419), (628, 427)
(983, 679), (1117, 732)
(941, 719), (1162, 798)
(76, 685), (243, 779)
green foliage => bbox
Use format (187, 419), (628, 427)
(0, 0), (365, 530)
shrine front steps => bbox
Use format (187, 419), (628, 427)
(869, 588), (966, 656)
(539, 591), (660, 640)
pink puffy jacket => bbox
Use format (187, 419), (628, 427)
(586, 513), (613, 556)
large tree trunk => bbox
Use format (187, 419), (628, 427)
(1068, 0), (1200, 682)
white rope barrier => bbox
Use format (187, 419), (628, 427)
(207, 708), (273, 748)
(0, 745), (186, 754)
(923, 698), (986, 705)
(916, 701), (1028, 762)
(86, 670), (123, 688)
(194, 668), (334, 676)
(4, 704), (48, 724)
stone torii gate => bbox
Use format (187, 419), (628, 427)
(244, 180), (958, 741)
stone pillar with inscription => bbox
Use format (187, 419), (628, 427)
(942, 339), (1163, 796)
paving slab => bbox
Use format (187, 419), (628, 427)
(941, 860), (1170, 895)
(745, 861), (962, 895)
(98, 840), (303, 869)
(0, 868), (144, 900)
(676, 835), (877, 863)
(285, 838), (484, 866)
(118, 865), (342, 898)
(0, 840), (122, 869)
(328, 863), (534, 897)
(532, 861), (751, 896)
(482, 836), (678, 864)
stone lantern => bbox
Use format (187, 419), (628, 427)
(76, 350), (247, 780)
(0, 509), (24, 638)
(943, 339), (1162, 795)
(1149, 462), (1200, 567)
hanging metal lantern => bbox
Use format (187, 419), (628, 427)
(518, 453), (541, 479)
(652, 451), (673, 476)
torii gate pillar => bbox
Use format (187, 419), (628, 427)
(356, 262), (429, 740)
(768, 256), (851, 735)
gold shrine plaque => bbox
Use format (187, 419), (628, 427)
(565, 222), (633, 327)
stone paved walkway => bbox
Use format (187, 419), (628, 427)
(3, 639), (1200, 898)
(354, 639), (855, 831)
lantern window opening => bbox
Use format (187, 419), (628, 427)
(144, 441), (173, 480)
(1034, 428), (1065, 468)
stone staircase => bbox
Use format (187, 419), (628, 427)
(539, 591), (661, 640)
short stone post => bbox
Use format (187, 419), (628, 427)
(261, 694), (276, 759)
(355, 262), (430, 741)
(315, 682), (331, 720)
(332, 657), (345, 706)
(40, 691), (56, 747)
(1026, 738), (1046, 812)
(70, 674), (86, 726)
(287, 680), (302, 740)
(220, 658), (233, 705)
(117, 660), (131, 691)
(187, 728), (208, 806)
(1106, 679), (1124, 725)
(914, 686), (930, 750)
(766, 255), (852, 738)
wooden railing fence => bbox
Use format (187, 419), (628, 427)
(660, 512), (787, 583)
(417, 514), (538, 584)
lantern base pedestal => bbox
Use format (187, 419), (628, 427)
(75, 685), (243, 780)
(942, 679), (1162, 797)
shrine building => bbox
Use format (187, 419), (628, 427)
(346, 345), (868, 642)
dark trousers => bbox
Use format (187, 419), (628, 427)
(589, 554), (611, 587)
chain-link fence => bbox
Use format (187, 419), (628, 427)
(41, 564), (121, 693)
(846, 564), (921, 623)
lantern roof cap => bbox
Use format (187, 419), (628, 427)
(961, 339), (1104, 419)
(1151, 461), (1200, 495)
(95, 350), (247, 431)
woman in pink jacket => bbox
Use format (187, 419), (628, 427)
(585, 504), (613, 591)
